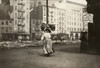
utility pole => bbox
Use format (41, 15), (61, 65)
(46, 0), (48, 24)
(45, 0), (55, 31)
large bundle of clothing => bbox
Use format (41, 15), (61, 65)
(41, 23), (55, 31)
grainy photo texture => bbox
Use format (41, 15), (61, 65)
(0, 0), (100, 68)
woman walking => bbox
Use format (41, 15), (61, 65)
(41, 28), (54, 57)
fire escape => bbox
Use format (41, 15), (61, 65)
(18, 2), (25, 33)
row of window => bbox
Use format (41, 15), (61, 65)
(67, 4), (82, 11)
(43, 12), (66, 18)
(67, 16), (82, 21)
(67, 11), (82, 16)
(67, 27), (82, 31)
(43, 14), (81, 22)
(57, 30), (66, 33)
(32, 20), (42, 24)
(67, 22), (82, 26)
(56, 27), (82, 32)
(1, 21), (12, 25)
(43, 6), (66, 12)
(1, 27), (13, 33)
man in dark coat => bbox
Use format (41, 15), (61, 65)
(80, 31), (88, 52)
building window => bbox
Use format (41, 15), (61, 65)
(10, 21), (12, 23)
(44, 13), (46, 16)
(9, 27), (12, 32)
(74, 28), (76, 31)
(15, 20), (17, 25)
(1, 27), (4, 30)
(6, 21), (8, 25)
(72, 28), (73, 31)
(15, 13), (17, 18)
(27, 14), (28, 19)
(70, 28), (71, 31)
(1, 22), (4, 25)
(74, 23), (76, 25)
(38, 1), (41, 5)
(6, 27), (8, 32)
(80, 28), (82, 31)
(15, 6), (17, 10)
(67, 27), (69, 31)
(78, 28), (79, 31)
(80, 23), (81, 26)
(44, 7), (46, 11)
(33, 20), (34, 24)
(9, 21), (12, 25)
(10, 27), (12, 30)
(1, 27), (4, 32)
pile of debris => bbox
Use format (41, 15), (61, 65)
(0, 41), (40, 49)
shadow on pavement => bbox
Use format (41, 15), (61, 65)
(56, 43), (88, 54)
(59, 46), (80, 54)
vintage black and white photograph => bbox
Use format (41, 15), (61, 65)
(0, 0), (100, 68)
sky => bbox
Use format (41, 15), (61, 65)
(54, 0), (87, 9)
(69, 0), (87, 4)
(30, 0), (87, 4)
(47, 0), (87, 5)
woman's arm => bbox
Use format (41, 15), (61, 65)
(41, 35), (44, 41)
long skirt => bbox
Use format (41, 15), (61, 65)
(80, 41), (87, 52)
(43, 39), (54, 55)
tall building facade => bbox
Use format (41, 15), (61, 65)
(0, 0), (31, 41)
(55, 0), (86, 39)
(31, 0), (86, 40)
(0, 20), (14, 41)
(0, 0), (13, 41)
(0, 0), (91, 41)
(82, 8), (93, 31)
(31, 4), (66, 38)
(42, 5), (66, 34)
(10, 0), (30, 34)
(66, 1), (85, 39)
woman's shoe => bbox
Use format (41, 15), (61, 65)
(44, 54), (49, 57)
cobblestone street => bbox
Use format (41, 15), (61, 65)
(0, 43), (100, 68)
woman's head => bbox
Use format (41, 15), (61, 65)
(44, 28), (51, 33)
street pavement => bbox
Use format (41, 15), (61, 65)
(0, 42), (100, 68)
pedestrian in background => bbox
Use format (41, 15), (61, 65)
(80, 31), (88, 52)
(41, 27), (55, 57)
(18, 35), (22, 42)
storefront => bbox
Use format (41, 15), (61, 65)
(1, 33), (30, 41)
(70, 32), (81, 40)
(2, 33), (18, 41)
